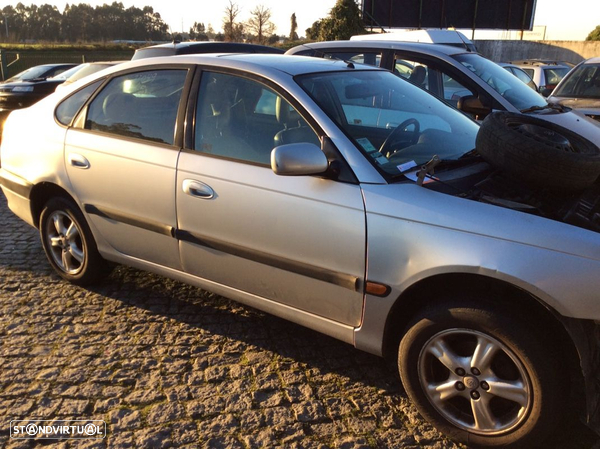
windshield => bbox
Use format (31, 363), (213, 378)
(51, 64), (84, 81)
(61, 63), (117, 85)
(553, 64), (600, 99)
(6, 65), (53, 82)
(296, 70), (479, 179)
(452, 53), (547, 111)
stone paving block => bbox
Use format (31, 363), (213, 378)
(1, 193), (593, 448)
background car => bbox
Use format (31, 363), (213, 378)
(510, 59), (572, 96)
(497, 62), (538, 90)
(0, 63), (78, 135)
(2, 53), (600, 448)
(286, 40), (600, 143)
(132, 41), (284, 60)
(548, 56), (600, 122)
(53, 61), (123, 91)
(350, 29), (478, 52)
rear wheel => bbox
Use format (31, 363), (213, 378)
(40, 197), (110, 285)
(398, 298), (568, 448)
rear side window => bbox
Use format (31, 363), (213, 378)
(85, 69), (187, 145)
(55, 80), (103, 126)
(323, 51), (382, 68)
(543, 68), (569, 87)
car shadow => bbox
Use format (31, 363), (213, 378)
(90, 265), (599, 449)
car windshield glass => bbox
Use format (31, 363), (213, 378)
(452, 53), (547, 110)
(296, 70), (479, 179)
(6, 66), (52, 82)
(553, 64), (600, 98)
(51, 64), (84, 81)
(64, 63), (116, 84)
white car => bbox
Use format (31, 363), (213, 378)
(286, 41), (600, 143)
(1, 54), (600, 447)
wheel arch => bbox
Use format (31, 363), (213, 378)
(381, 272), (584, 407)
(30, 182), (79, 229)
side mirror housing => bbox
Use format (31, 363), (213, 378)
(540, 87), (553, 97)
(457, 95), (492, 118)
(271, 143), (329, 176)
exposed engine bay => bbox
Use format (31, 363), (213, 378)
(415, 156), (600, 234)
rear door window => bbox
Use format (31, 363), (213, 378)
(85, 69), (187, 145)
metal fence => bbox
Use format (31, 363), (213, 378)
(0, 49), (134, 80)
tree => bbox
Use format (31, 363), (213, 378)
(305, 20), (322, 41)
(223, 0), (244, 42)
(190, 22), (208, 41)
(35, 4), (62, 41)
(247, 5), (274, 45)
(318, 0), (364, 41)
(587, 25), (600, 41)
(289, 13), (299, 41)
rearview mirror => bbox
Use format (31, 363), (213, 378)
(271, 143), (329, 176)
(457, 95), (491, 118)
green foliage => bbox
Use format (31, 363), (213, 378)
(0, 3), (170, 43)
(290, 13), (299, 41)
(305, 0), (364, 42)
(586, 25), (600, 41)
(305, 20), (322, 41)
(189, 22), (208, 41)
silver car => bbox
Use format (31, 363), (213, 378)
(548, 56), (600, 123)
(286, 41), (600, 143)
(1, 54), (599, 448)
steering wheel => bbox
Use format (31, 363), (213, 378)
(379, 118), (421, 157)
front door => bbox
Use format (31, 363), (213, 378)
(176, 70), (366, 326)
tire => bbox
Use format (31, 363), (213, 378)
(476, 111), (600, 191)
(39, 197), (111, 286)
(398, 298), (568, 448)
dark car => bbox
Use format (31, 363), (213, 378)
(0, 63), (78, 110)
(132, 41), (284, 60)
(0, 63), (78, 134)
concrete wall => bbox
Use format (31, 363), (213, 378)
(474, 40), (600, 64)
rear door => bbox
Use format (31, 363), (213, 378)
(64, 66), (192, 269)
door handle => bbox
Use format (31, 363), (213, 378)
(182, 179), (214, 199)
(68, 153), (90, 169)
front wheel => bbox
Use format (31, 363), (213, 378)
(398, 299), (568, 448)
(39, 197), (111, 286)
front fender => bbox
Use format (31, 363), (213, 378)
(354, 184), (600, 355)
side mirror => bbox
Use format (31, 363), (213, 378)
(457, 95), (492, 118)
(540, 87), (553, 97)
(271, 143), (329, 176)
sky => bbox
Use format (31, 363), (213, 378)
(5, 0), (600, 41)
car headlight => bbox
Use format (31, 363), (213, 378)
(11, 86), (34, 92)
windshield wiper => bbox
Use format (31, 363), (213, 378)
(520, 103), (566, 113)
(416, 155), (441, 186)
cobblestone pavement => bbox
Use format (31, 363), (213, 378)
(1, 192), (599, 449)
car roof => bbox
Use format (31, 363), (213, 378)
(133, 41), (284, 59)
(582, 57), (600, 65)
(510, 59), (571, 68)
(286, 40), (469, 57)
(90, 53), (383, 80)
